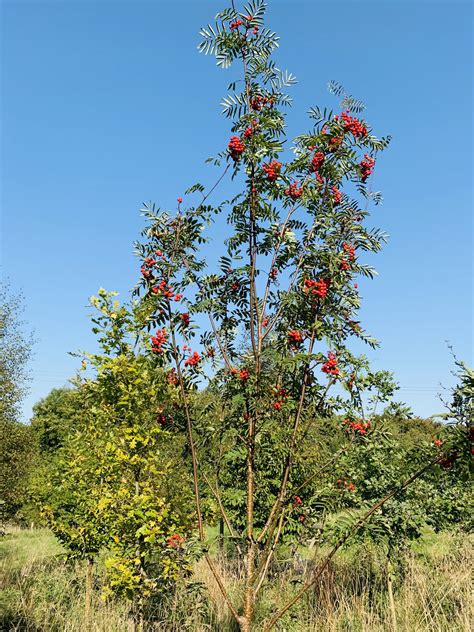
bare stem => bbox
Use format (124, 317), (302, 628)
(202, 472), (243, 555)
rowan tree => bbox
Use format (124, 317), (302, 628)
(128, 3), (473, 628)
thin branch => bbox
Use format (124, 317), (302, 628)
(289, 447), (345, 500)
(254, 507), (286, 597)
(180, 253), (233, 371)
(262, 453), (445, 631)
(202, 471), (243, 554)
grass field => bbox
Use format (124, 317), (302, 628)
(1, 526), (472, 631)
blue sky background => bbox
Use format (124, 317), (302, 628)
(2, 0), (472, 421)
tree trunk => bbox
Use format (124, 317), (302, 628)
(85, 557), (93, 628)
(238, 615), (251, 632)
(219, 516), (225, 553)
(386, 557), (397, 632)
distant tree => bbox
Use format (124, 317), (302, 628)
(0, 418), (36, 523)
(0, 283), (32, 424)
(436, 357), (473, 478)
(0, 284), (34, 523)
(30, 386), (80, 454)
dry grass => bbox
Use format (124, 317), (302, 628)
(1, 527), (472, 631)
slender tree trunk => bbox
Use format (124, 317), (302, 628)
(219, 516), (225, 553)
(85, 557), (93, 628)
(386, 557), (397, 632)
(243, 412), (256, 630)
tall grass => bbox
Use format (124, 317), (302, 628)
(1, 527), (471, 631)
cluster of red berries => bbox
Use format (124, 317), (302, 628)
(154, 249), (166, 260)
(180, 312), (190, 327)
(340, 243), (356, 271)
(251, 95), (272, 110)
(332, 186), (342, 205)
(269, 267), (278, 280)
(288, 330), (303, 345)
(293, 495), (302, 507)
(167, 533), (184, 548)
(343, 242), (356, 260)
(340, 111), (368, 138)
(141, 256), (158, 279)
(151, 279), (182, 301)
(340, 243), (356, 272)
(284, 181), (303, 199)
(433, 438), (443, 447)
(273, 387), (289, 410)
(360, 154), (375, 182)
(231, 367), (250, 382)
(343, 417), (371, 435)
(311, 151), (325, 172)
(151, 328), (167, 354)
(336, 479), (356, 492)
(228, 135), (245, 161)
(167, 368), (178, 385)
(230, 16), (258, 34)
(304, 278), (329, 299)
(244, 15), (258, 31)
(244, 14), (259, 34)
(262, 159), (281, 181)
(321, 352), (339, 376)
(329, 136), (343, 151)
(243, 119), (258, 139)
(184, 350), (201, 367)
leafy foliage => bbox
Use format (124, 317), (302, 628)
(39, 290), (194, 608)
(0, 284), (34, 523)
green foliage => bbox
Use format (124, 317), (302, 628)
(17, 4), (472, 629)
(40, 291), (194, 606)
(0, 284), (32, 426)
(30, 387), (80, 454)
(0, 284), (34, 523)
(0, 419), (36, 524)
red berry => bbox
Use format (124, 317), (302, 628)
(228, 136), (246, 161)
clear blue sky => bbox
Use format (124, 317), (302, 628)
(2, 0), (472, 421)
